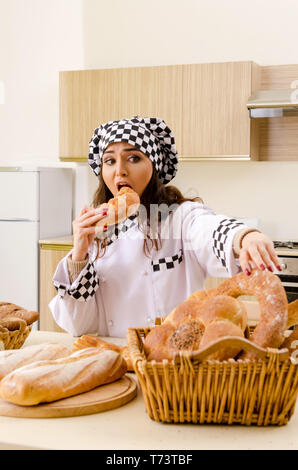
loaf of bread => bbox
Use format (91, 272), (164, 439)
(96, 186), (140, 227)
(72, 335), (134, 371)
(0, 343), (71, 380)
(0, 347), (127, 406)
(0, 302), (39, 325)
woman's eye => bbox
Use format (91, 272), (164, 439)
(103, 158), (114, 165)
(129, 155), (140, 163)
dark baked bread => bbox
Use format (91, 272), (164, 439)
(0, 302), (39, 325)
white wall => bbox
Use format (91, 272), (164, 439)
(171, 161), (298, 239)
(82, 0), (298, 68)
(0, 0), (84, 161)
(1, 0), (298, 238)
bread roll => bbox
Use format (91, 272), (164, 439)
(0, 347), (127, 406)
(0, 343), (71, 380)
(0, 317), (27, 332)
(96, 186), (140, 227)
(0, 302), (39, 325)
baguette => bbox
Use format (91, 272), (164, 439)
(0, 343), (71, 380)
(0, 347), (127, 406)
(72, 335), (134, 371)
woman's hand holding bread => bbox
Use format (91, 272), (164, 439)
(72, 188), (139, 262)
(72, 205), (108, 261)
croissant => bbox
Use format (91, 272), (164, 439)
(96, 187), (140, 227)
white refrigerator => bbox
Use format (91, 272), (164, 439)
(0, 166), (73, 328)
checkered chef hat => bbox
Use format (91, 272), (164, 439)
(88, 116), (179, 184)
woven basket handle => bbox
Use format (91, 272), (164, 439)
(174, 336), (290, 363)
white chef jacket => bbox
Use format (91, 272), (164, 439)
(49, 201), (248, 338)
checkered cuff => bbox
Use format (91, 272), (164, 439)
(53, 260), (99, 302)
(212, 219), (245, 269)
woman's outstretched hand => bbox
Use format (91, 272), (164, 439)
(72, 205), (108, 261)
(239, 231), (282, 276)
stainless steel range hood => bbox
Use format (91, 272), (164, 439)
(247, 89), (298, 118)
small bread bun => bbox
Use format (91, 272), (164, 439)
(96, 187), (140, 227)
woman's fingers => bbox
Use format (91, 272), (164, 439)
(78, 207), (108, 223)
(76, 227), (97, 236)
(79, 204), (93, 216)
(267, 243), (282, 271)
(239, 232), (283, 275)
(239, 249), (252, 275)
(79, 211), (108, 228)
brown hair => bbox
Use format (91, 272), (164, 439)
(92, 167), (203, 258)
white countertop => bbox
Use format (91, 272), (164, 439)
(0, 330), (297, 450)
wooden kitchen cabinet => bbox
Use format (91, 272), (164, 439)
(39, 243), (73, 332)
(59, 65), (183, 159)
(59, 61), (261, 162)
(181, 61), (260, 160)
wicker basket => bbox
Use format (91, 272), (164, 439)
(0, 323), (32, 350)
(127, 324), (298, 426)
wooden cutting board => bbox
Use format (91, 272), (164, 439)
(0, 375), (137, 418)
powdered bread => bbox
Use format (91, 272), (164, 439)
(0, 347), (127, 406)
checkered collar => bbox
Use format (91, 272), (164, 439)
(96, 213), (139, 246)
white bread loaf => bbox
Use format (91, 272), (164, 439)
(0, 347), (127, 406)
(0, 343), (71, 380)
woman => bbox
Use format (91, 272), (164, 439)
(49, 116), (281, 338)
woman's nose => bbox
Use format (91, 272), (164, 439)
(115, 162), (128, 176)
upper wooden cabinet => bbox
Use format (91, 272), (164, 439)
(59, 61), (260, 161)
(181, 61), (260, 160)
(59, 65), (183, 159)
